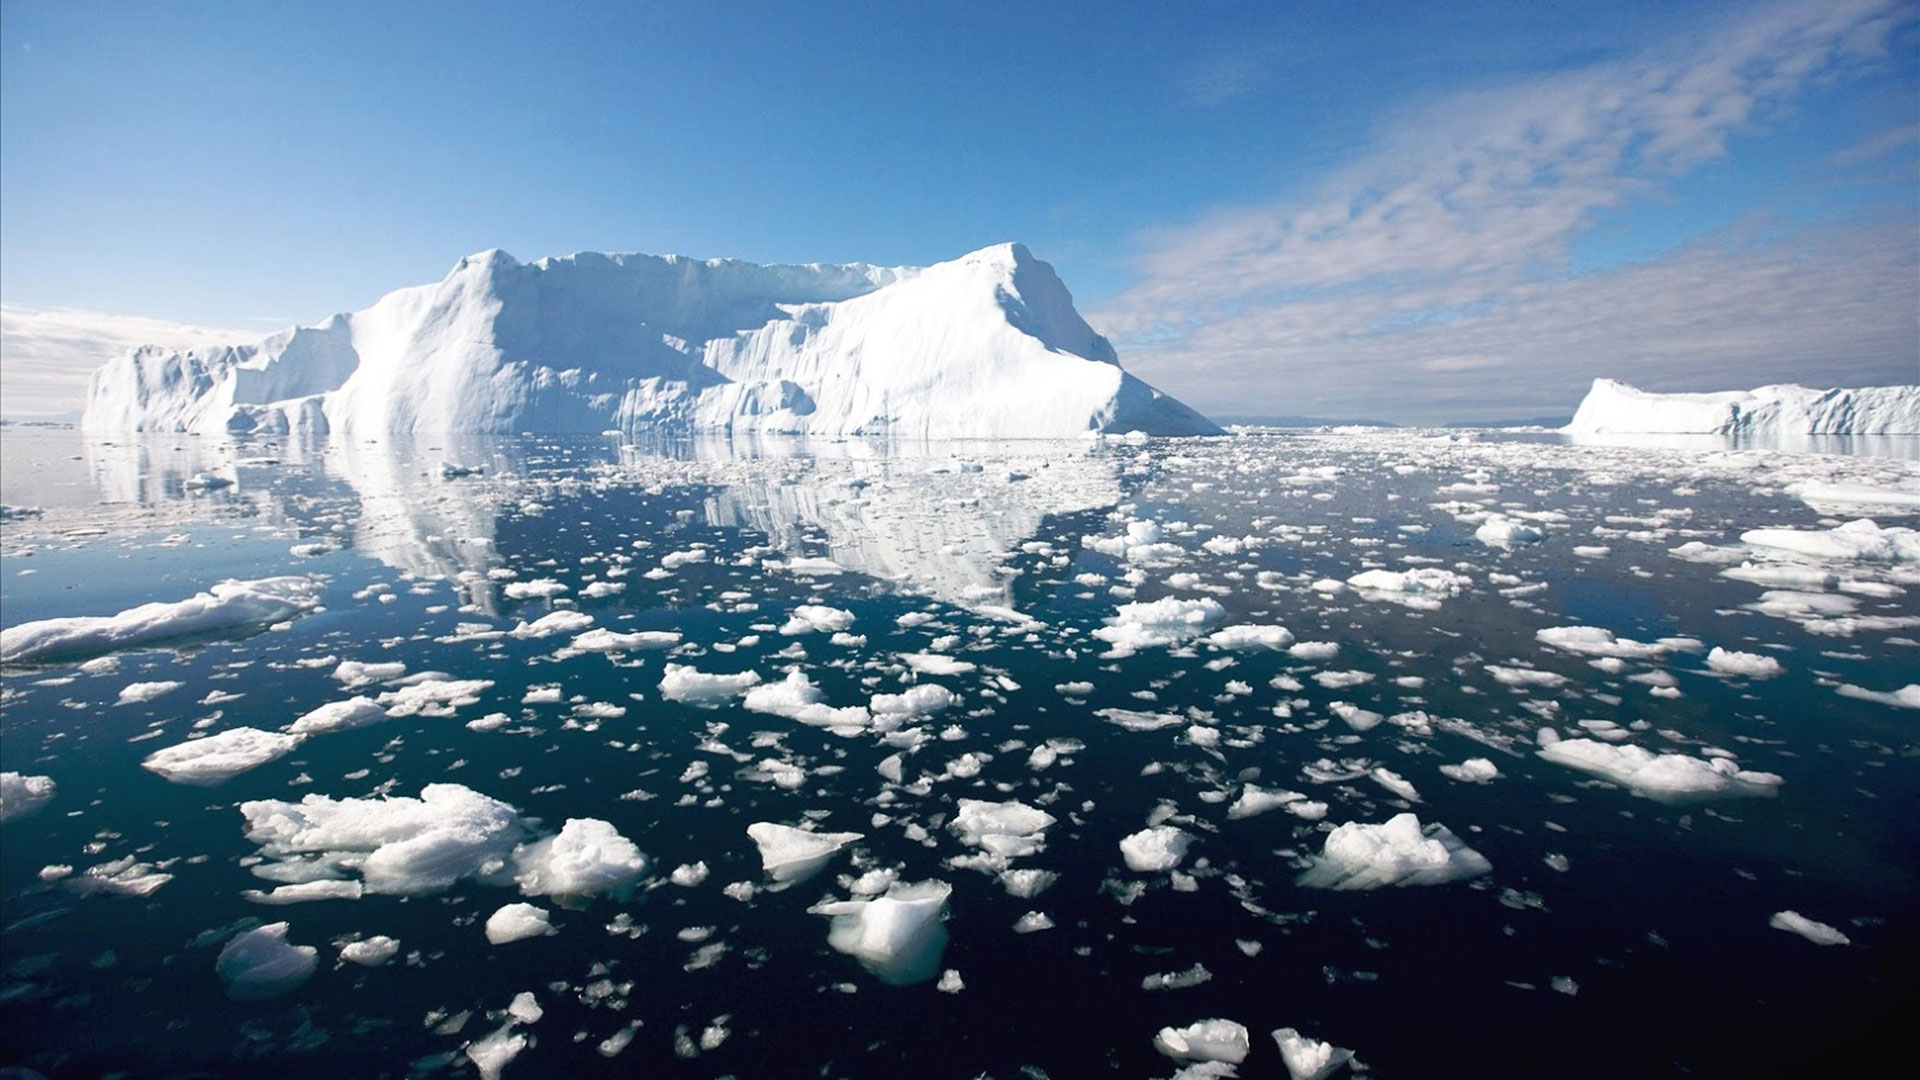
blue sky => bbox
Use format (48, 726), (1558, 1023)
(2, 0), (1915, 420)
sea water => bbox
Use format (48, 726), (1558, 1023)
(1, 425), (1914, 1078)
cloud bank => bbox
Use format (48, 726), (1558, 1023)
(1095, 0), (1917, 423)
(1, 305), (258, 418)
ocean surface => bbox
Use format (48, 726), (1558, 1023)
(1, 425), (1915, 1079)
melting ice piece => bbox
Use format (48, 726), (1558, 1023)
(1272, 1027), (1355, 1080)
(660, 663), (763, 703)
(1153, 1019), (1251, 1064)
(1740, 518), (1920, 563)
(142, 728), (303, 786)
(339, 935), (400, 966)
(1769, 910), (1851, 946)
(0, 576), (321, 664)
(0, 772), (56, 822)
(1475, 514), (1545, 547)
(1535, 736), (1783, 803)
(1344, 568), (1470, 609)
(1704, 647), (1783, 678)
(1296, 813), (1490, 890)
(1093, 597), (1226, 654)
(1204, 624), (1295, 651)
(746, 822), (864, 885)
(239, 783), (527, 895)
(511, 818), (648, 901)
(286, 697), (390, 736)
(1836, 682), (1920, 709)
(486, 902), (555, 945)
(1534, 625), (1668, 660)
(216, 922), (318, 1000)
(1119, 825), (1192, 873)
(811, 880), (952, 985)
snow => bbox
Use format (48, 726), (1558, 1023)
(1739, 518), (1920, 563)
(1272, 1028), (1356, 1080)
(510, 818), (647, 900)
(746, 822), (864, 885)
(1769, 910), (1851, 946)
(84, 243), (1218, 438)
(812, 879), (952, 985)
(216, 922), (318, 1000)
(1296, 813), (1491, 890)
(339, 935), (401, 965)
(286, 696), (390, 735)
(0, 772), (57, 822)
(0, 576), (320, 664)
(1705, 647), (1783, 678)
(1153, 1019), (1251, 1065)
(1565, 378), (1920, 436)
(1119, 825), (1192, 872)
(485, 903), (556, 945)
(1535, 735), (1783, 802)
(142, 727), (302, 785)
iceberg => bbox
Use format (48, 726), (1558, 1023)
(746, 822), (864, 885)
(215, 922), (318, 1000)
(1565, 378), (1919, 436)
(0, 576), (320, 665)
(84, 243), (1218, 438)
(811, 879), (952, 985)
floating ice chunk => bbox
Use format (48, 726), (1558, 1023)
(1370, 767), (1421, 803)
(670, 861), (710, 886)
(375, 678), (494, 717)
(485, 902), (556, 944)
(339, 935), (400, 965)
(1205, 624), (1295, 651)
(466, 1024), (529, 1080)
(1535, 736), (1783, 802)
(243, 879), (365, 904)
(1720, 563), (1839, 590)
(780, 604), (856, 635)
(901, 652), (978, 676)
(1119, 825), (1191, 873)
(743, 671), (871, 732)
(1154, 1019), (1251, 1065)
(1475, 515), (1545, 547)
(333, 659), (406, 687)
(812, 880), (952, 985)
(1485, 665), (1568, 689)
(1094, 597), (1226, 654)
(286, 697), (390, 736)
(870, 684), (959, 718)
(949, 798), (1056, 876)
(937, 969), (965, 993)
(1272, 1027), (1356, 1080)
(1836, 682), (1920, 709)
(1705, 647), (1783, 678)
(660, 663), (763, 703)
(143, 727), (302, 785)
(1740, 519), (1920, 563)
(1012, 911), (1055, 933)
(507, 991), (543, 1024)
(1345, 567), (1470, 609)
(1439, 758), (1501, 784)
(1297, 813), (1490, 890)
(1288, 641), (1340, 660)
(1787, 481), (1920, 513)
(999, 868), (1058, 898)
(216, 922), (317, 1000)
(68, 856), (172, 896)
(1769, 910), (1850, 946)
(747, 822), (864, 885)
(512, 818), (647, 900)
(1535, 625), (1668, 660)
(117, 679), (182, 705)
(0, 772), (56, 822)
(571, 627), (680, 652)
(1141, 963), (1212, 990)
(502, 578), (567, 600)
(1329, 702), (1382, 732)
(510, 609), (595, 639)
(1097, 707), (1186, 731)
(0, 576), (320, 664)
(240, 783), (526, 895)
(1226, 784), (1304, 819)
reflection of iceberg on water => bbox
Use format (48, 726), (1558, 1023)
(685, 436), (1123, 610)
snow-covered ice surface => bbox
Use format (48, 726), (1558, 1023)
(1566, 378), (1920, 437)
(0, 423), (1914, 1078)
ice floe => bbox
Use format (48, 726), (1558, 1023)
(1297, 813), (1490, 890)
(1535, 733), (1783, 802)
(485, 902), (556, 945)
(142, 727), (303, 785)
(1769, 910), (1850, 946)
(747, 822), (864, 885)
(216, 922), (318, 1000)
(0, 576), (320, 664)
(811, 879), (952, 985)
(0, 772), (56, 822)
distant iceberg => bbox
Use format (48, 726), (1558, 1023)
(83, 243), (1219, 438)
(1564, 378), (1919, 436)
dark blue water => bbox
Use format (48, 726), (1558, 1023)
(1, 429), (1914, 1079)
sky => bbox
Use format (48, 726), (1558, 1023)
(1, 0), (1915, 421)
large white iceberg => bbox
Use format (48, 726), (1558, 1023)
(1565, 378), (1919, 435)
(83, 243), (1218, 438)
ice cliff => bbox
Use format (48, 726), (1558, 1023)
(1565, 378), (1919, 436)
(84, 243), (1219, 438)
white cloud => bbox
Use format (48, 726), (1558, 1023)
(1095, 0), (1916, 422)
(0, 305), (259, 418)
